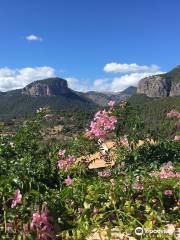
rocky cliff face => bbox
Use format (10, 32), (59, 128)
(170, 82), (180, 96)
(137, 66), (180, 97)
(22, 77), (70, 96)
(137, 75), (171, 97)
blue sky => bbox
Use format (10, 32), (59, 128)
(0, 0), (180, 92)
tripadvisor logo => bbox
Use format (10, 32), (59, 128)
(135, 226), (180, 237)
(135, 227), (144, 236)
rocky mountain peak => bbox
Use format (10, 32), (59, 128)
(137, 66), (180, 97)
(22, 77), (70, 96)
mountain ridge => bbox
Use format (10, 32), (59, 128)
(0, 65), (180, 120)
(0, 77), (136, 120)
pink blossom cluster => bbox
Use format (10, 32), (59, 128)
(174, 135), (180, 141)
(58, 149), (65, 158)
(98, 169), (111, 177)
(11, 189), (22, 208)
(31, 206), (55, 240)
(87, 103), (117, 139)
(57, 149), (76, 171)
(108, 100), (115, 108)
(167, 110), (180, 119)
(64, 175), (73, 186)
(159, 161), (180, 179)
(150, 162), (180, 179)
(164, 190), (173, 196)
(160, 171), (180, 179)
(160, 161), (174, 172)
(132, 182), (144, 191)
(119, 135), (129, 146)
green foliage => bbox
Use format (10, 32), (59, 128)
(0, 105), (179, 239)
(129, 94), (180, 138)
(165, 65), (180, 83)
(116, 140), (180, 171)
(115, 102), (146, 141)
(0, 93), (96, 121)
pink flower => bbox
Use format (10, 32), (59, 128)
(120, 135), (129, 146)
(31, 207), (50, 227)
(86, 109), (117, 139)
(174, 135), (180, 141)
(57, 160), (67, 170)
(104, 170), (111, 177)
(108, 100), (115, 108)
(31, 206), (55, 239)
(98, 169), (111, 177)
(58, 149), (65, 158)
(150, 162), (180, 180)
(160, 172), (176, 179)
(64, 176), (73, 186)
(11, 189), (22, 208)
(158, 161), (179, 179)
(133, 182), (144, 191)
(57, 155), (76, 171)
(32, 212), (42, 225)
(160, 161), (174, 172)
(167, 110), (180, 119)
(98, 171), (103, 177)
(67, 155), (76, 164)
(164, 190), (173, 196)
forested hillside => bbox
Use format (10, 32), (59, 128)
(129, 94), (180, 138)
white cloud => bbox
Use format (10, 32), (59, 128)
(111, 72), (162, 92)
(66, 77), (90, 92)
(104, 62), (160, 73)
(102, 62), (163, 91)
(66, 77), (80, 90)
(93, 78), (111, 92)
(25, 34), (43, 41)
(93, 78), (108, 87)
(0, 67), (55, 91)
(66, 73), (162, 93)
(0, 63), (163, 93)
(66, 77), (111, 92)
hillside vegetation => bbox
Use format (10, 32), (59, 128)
(129, 94), (180, 138)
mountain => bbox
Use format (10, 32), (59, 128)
(166, 65), (180, 96)
(22, 77), (70, 96)
(106, 86), (137, 101)
(137, 66), (180, 97)
(0, 78), (96, 120)
(0, 75), (179, 138)
(82, 86), (137, 106)
(121, 86), (137, 95)
(0, 77), (137, 120)
(82, 91), (109, 106)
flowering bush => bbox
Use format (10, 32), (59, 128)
(0, 102), (179, 239)
(86, 109), (117, 139)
